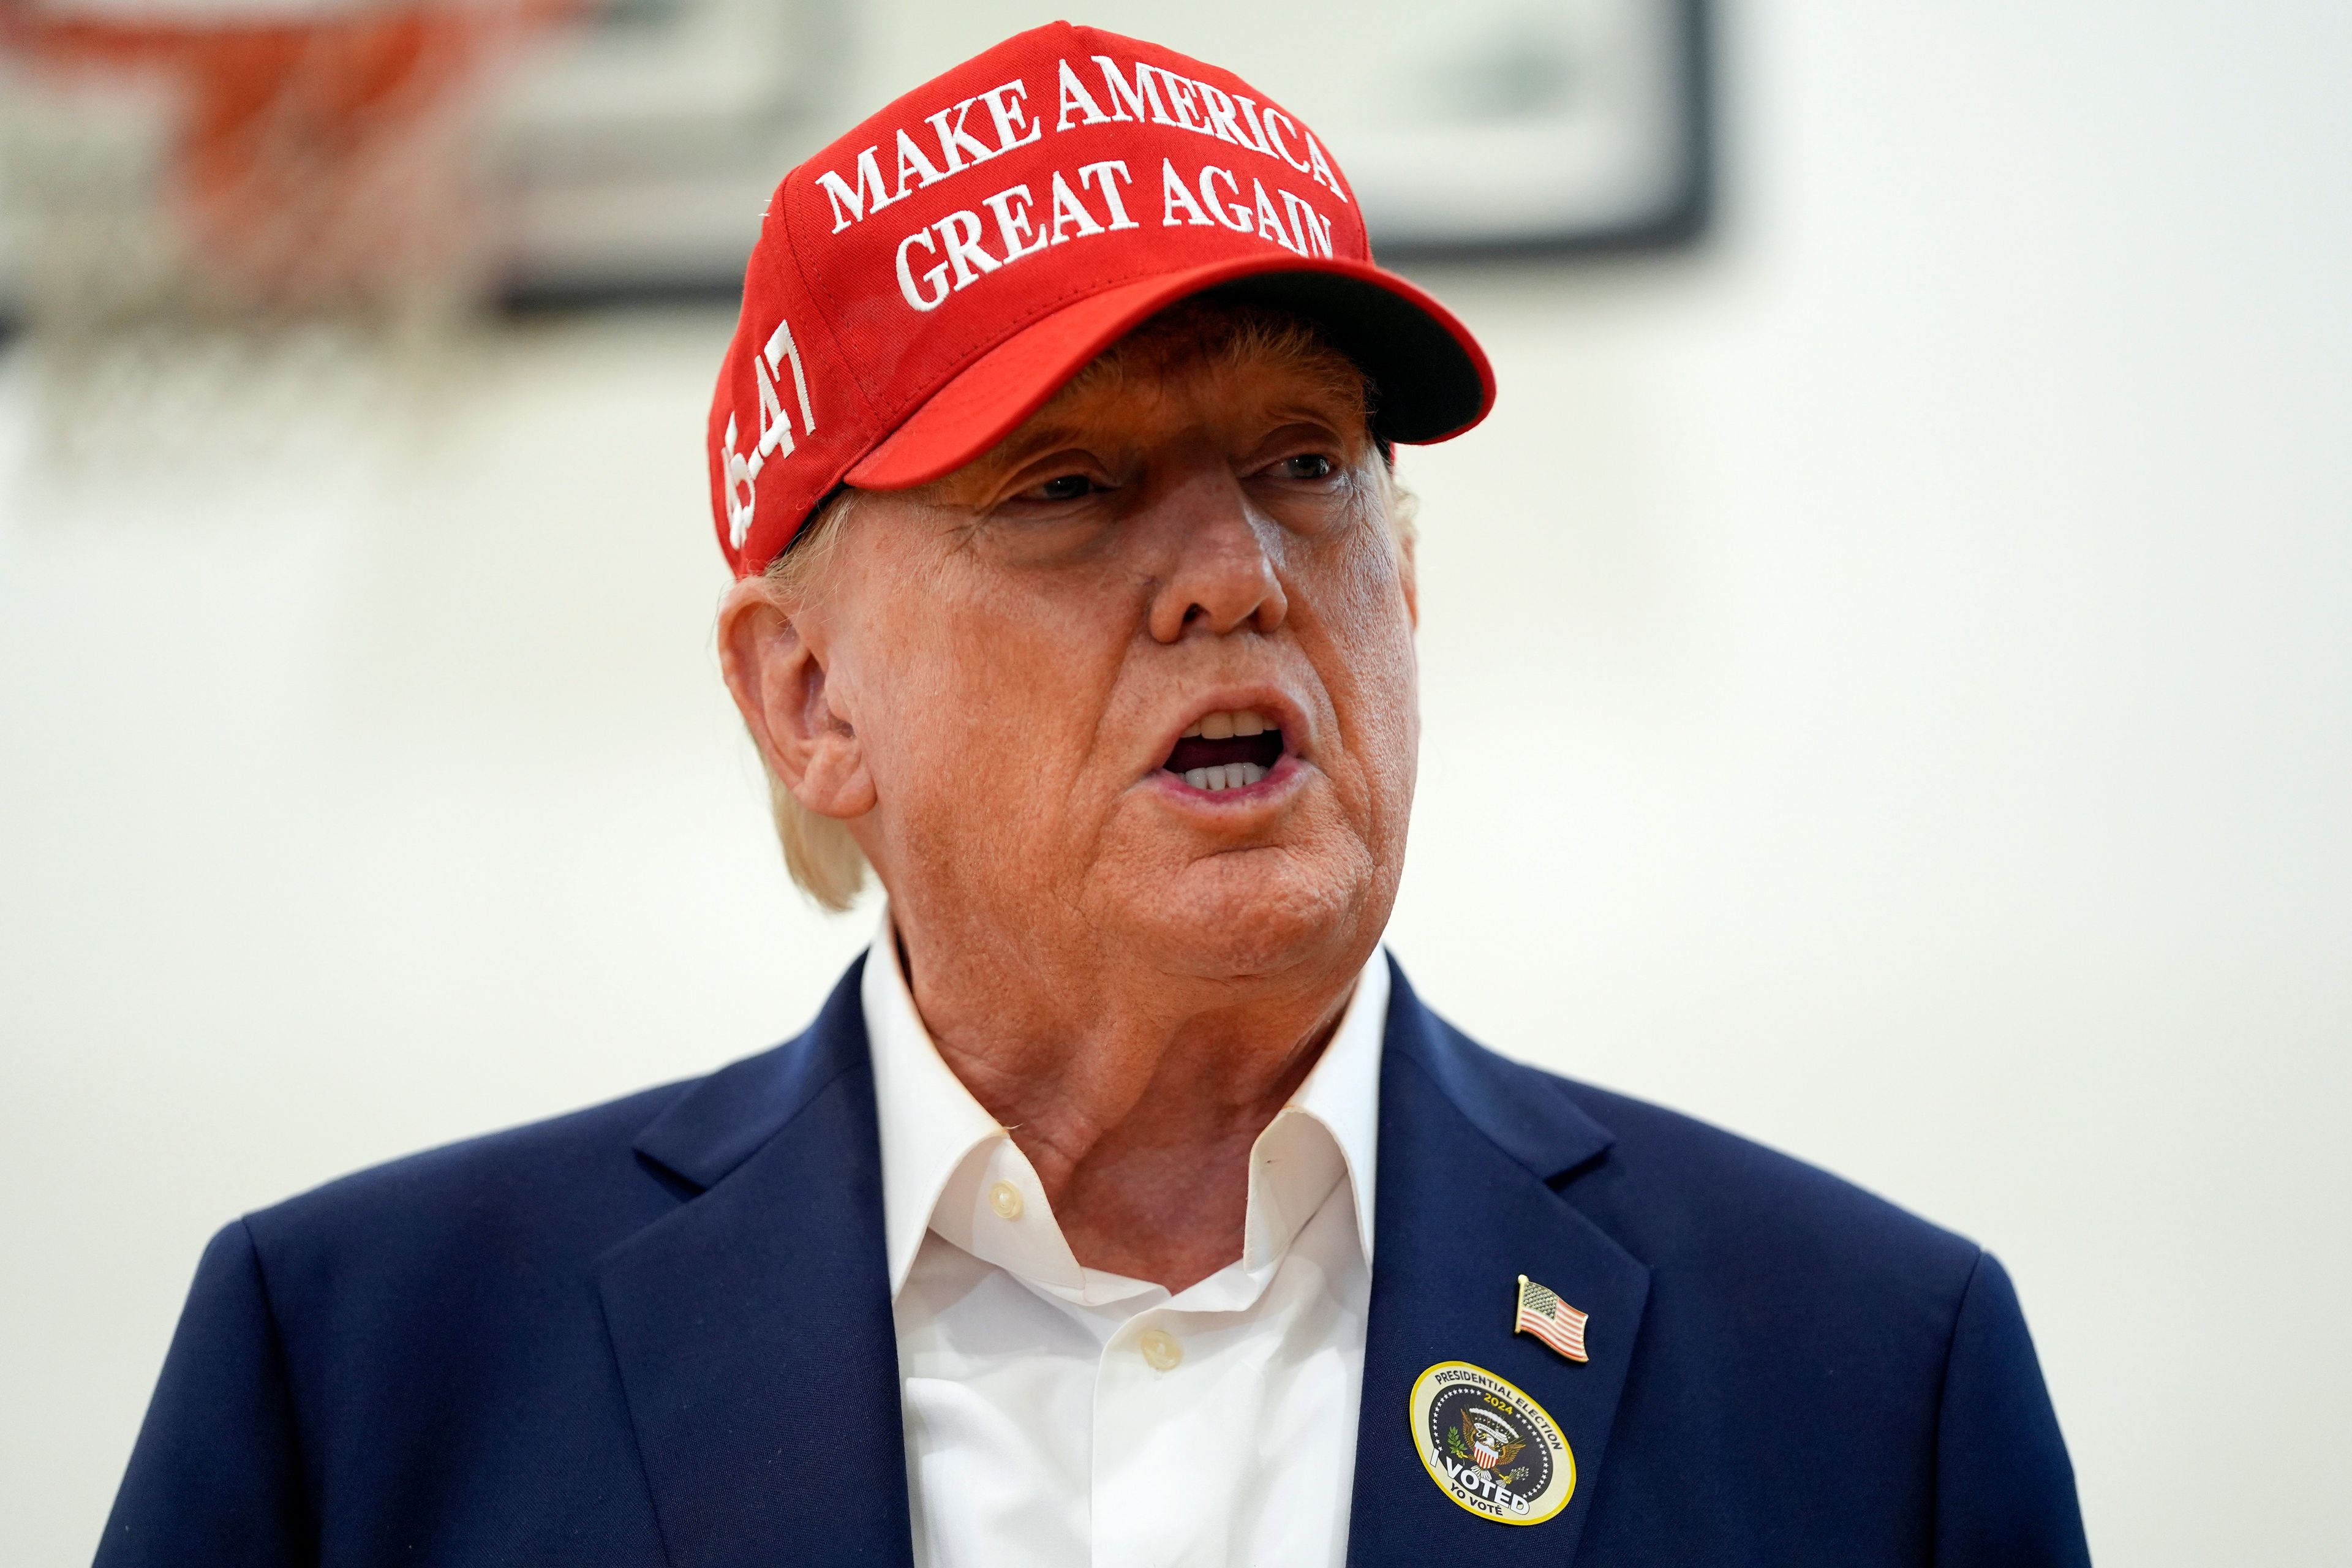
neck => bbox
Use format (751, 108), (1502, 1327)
(891, 908), (1372, 1294)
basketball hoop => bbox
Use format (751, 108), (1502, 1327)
(2, 0), (574, 323)
(1, 0), (578, 475)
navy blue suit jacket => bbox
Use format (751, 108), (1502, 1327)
(100, 959), (2090, 1566)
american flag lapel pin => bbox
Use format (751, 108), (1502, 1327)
(1515, 1273), (1590, 1363)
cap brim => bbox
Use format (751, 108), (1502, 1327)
(844, 255), (1494, 491)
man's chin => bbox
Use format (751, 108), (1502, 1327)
(1094, 839), (1389, 983)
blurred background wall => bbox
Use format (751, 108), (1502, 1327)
(3, 1), (2348, 1562)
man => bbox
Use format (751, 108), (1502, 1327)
(100, 23), (2090, 1567)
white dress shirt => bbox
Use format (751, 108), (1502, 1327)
(862, 916), (1387, 1568)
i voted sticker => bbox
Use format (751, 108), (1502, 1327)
(1407, 1360), (1575, 1526)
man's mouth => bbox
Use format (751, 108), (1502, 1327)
(1161, 708), (1286, 792)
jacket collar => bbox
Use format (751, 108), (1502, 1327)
(600, 954), (1646, 1568)
(628, 964), (870, 1194)
(1345, 957), (1651, 1568)
(600, 957), (916, 1568)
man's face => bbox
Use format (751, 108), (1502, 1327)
(794, 317), (1419, 982)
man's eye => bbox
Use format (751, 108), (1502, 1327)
(1022, 473), (1097, 503)
(1275, 454), (1335, 480)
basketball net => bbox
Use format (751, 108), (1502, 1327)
(1, 0), (573, 468)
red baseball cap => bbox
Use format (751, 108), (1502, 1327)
(706, 20), (1496, 578)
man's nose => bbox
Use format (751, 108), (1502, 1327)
(1146, 473), (1290, 643)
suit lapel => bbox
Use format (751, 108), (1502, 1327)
(597, 959), (914, 1568)
(1348, 962), (1651, 1567)
(592, 953), (1645, 1567)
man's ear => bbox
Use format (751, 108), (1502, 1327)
(717, 575), (876, 821)
(1377, 453), (1419, 631)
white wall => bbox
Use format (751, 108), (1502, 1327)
(3, 2), (2346, 1561)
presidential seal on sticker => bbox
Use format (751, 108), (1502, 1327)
(1408, 1360), (1575, 1525)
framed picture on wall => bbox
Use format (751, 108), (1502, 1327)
(492, 0), (1716, 299)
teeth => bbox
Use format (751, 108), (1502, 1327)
(1171, 709), (1280, 793)
(1185, 707), (1272, 742)
(1177, 761), (1270, 793)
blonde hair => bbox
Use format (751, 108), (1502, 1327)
(751, 301), (1414, 913)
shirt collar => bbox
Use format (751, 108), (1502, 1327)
(862, 908), (1387, 1302)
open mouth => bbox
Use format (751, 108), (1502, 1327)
(1161, 708), (1286, 792)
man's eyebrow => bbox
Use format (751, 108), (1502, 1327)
(978, 415), (1141, 478)
(1259, 402), (1370, 432)
(997, 421), (1094, 461)
(974, 383), (1370, 479)
(925, 421), (1112, 504)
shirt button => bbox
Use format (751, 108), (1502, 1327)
(1137, 1328), (1182, 1371)
(987, 1181), (1025, 1220)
